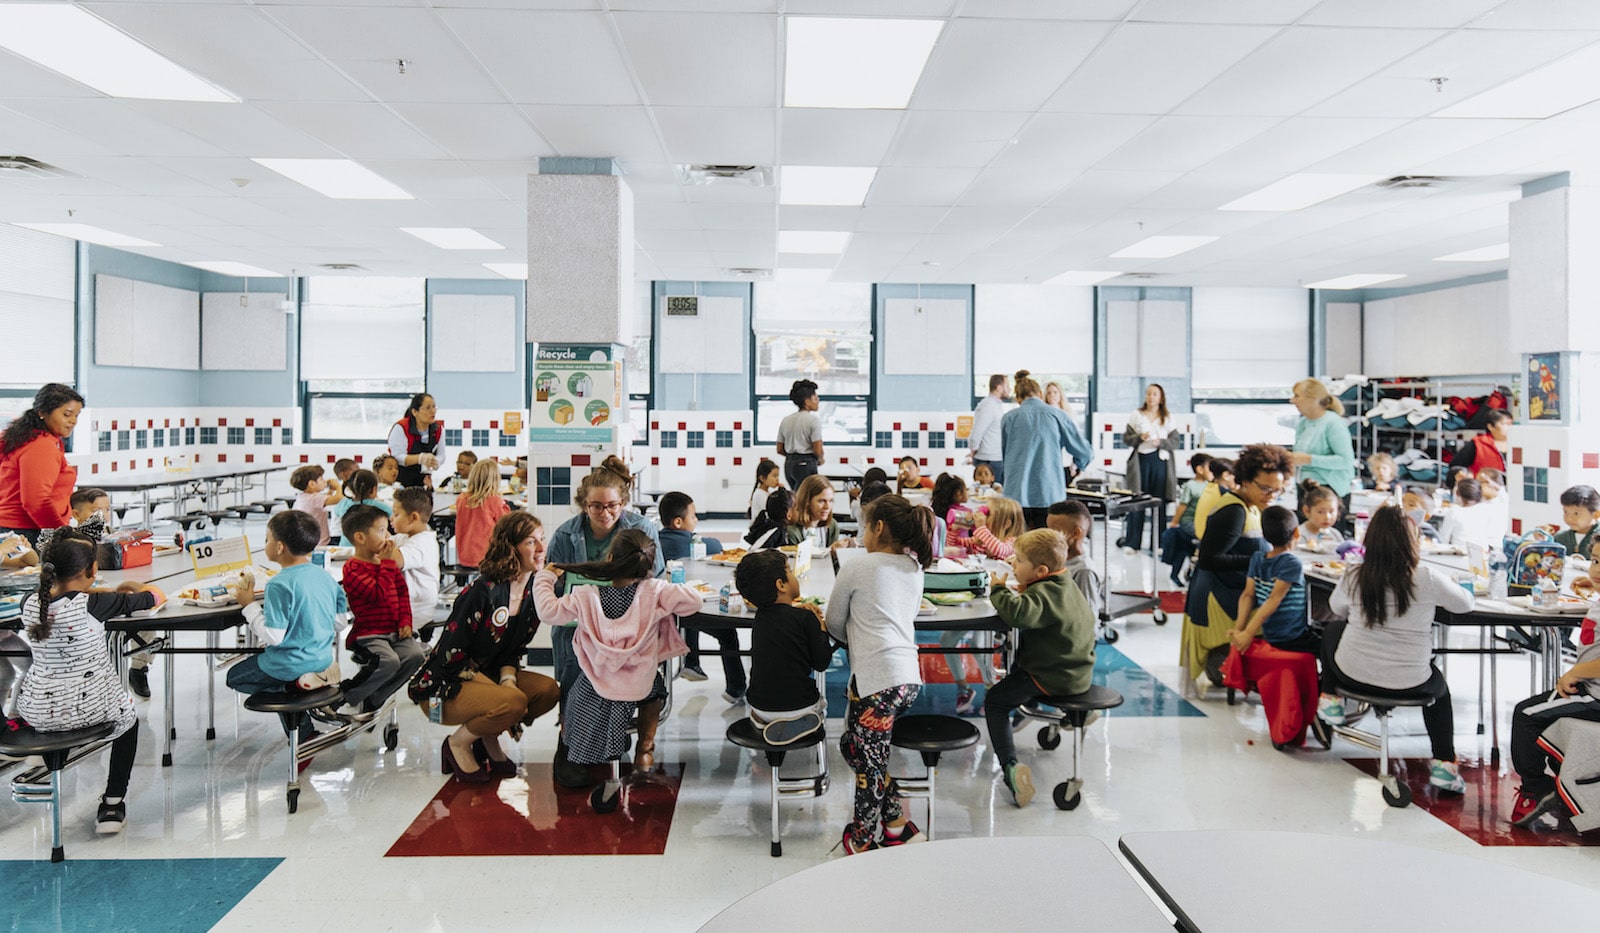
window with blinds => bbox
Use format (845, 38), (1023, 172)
(0, 226), (76, 389)
(973, 285), (1093, 401)
(300, 276), (425, 442)
(1191, 287), (1310, 398)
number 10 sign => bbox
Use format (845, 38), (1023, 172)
(189, 535), (252, 577)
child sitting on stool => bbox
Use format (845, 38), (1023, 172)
(337, 504), (426, 720)
(1047, 499), (1103, 620)
(734, 549), (835, 744)
(983, 528), (1097, 808)
(388, 487), (441, 639)
(533, 529), (698, 811)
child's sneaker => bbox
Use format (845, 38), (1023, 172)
(1003, 762), (1034, 808)
(1429, 759), (1465, 795)
(838, 826), (878, 856)
(679, 663), (708, 682)
(1511, 788), (1563, 828)
(955, 687), (978, 715)
(879, 820), (926, 847)
(722, 688), (746, 706)
(1317, 695), (1344, 723)
(95, 797), (127, 834)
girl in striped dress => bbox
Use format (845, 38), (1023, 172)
(18, 529), (163, 834)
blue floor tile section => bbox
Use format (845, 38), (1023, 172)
(823, 644), (1202, 719)
(1, 858), (281, 932)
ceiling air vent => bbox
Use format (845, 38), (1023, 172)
(722, 267), (772, 279)
(0, 156), (75, 178)
(318, 263), (367, 271)
(1376, 175), (1450, 190)
(679, 164), (774, 187)
(1120, 273), (1160, 280)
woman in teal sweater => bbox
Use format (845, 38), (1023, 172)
(1289, 378), (1354, 530)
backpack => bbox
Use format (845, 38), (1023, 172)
(1508, 532), (1565, 596)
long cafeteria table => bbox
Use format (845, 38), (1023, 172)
(94, 463), (282, 528)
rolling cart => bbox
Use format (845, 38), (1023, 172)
(1065, 486), (1168, 643)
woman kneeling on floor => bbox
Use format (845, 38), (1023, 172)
(534, 529), (699, 810)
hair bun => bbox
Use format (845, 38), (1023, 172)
(1015, 369), (1030, 379)
(40, 561), (54, 573)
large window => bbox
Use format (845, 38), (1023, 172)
(301, 277), (425, 442)
(973, 285), (1093, 422)
(753, 282), (871, 444)
(1191, 287), (1309, 400)
(0, 225), (76, 390)
(1193, 402), (1297, 448)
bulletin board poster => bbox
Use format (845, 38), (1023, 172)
(1524, 351), (1576, 425)
(530, 344), (621, 444)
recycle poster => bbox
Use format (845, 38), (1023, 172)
(530, 343), (621, 445)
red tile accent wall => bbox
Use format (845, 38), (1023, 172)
(1512, 447), (1523, 465)
(572, 454), (591, 467)
(1550, 449), (1562, 468)
(1586, 453), (1600, 470)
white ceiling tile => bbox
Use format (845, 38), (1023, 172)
(359, 160), (513, 200)
(1472, 0), (1600, 29)
(612, 0), (777, 10)
(1301, 0), (1502, 28)
(961, 0), (1139, 19)
(855, 206), (950, 232)
(844, 231), (920, 254)
(119, 102), (337, 159)
(1308, 117), (1532, 172)
(389, 104), (554, 161)
(785, 0), (955, 14)
(0, 48), (104, 98)
(1200, 117), (1406, 173)
(253, 101), (451, 159)
(632, 200), (697, 228)
(775, 206), (863, 230)
(884, 111), (1030, 168)
(706, 229), (774, 252)
(779, 109), (902, 166)
(988, 113), (1157, 172)
(1176, 27), (1445, 116)
(1134, 173), (1271, 210)
(521, 106), (666, 162)
(1045, 23), (1277, 114)
(913, 18), (1115, 111)
(3, 100), (227, 158)
(1131, 0), (1322, 24)
(0, 106), (115, 157)
(932, 206), (1030, 235)
(612, 13), (776, 107)
(1094, 116), (1280, 173)
(1047, 171), (1183, 209)
(440, 10), (640, 105)
(26, 157), (217, 196)
(864, 167), (980, 206)
(635, 228), (707, 251)
(655, 107), (775, 163)
(692, 203), (776, 230)
(955, 168), (1079, 207)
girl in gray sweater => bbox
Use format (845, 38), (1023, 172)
(825, 494), (936, 855)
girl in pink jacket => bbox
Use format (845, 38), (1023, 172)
(534, 529), (696, 811)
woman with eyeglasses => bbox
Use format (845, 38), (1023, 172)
(1182, 443), (1295, 695)
(543, 455), (665, 787)
(1288, 379), (1355, 530)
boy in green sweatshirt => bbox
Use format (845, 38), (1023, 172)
(984, 528), (1098, 808)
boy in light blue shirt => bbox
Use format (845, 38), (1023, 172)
(1161, 453), (1212, 584)
(227, 509), (347, 741)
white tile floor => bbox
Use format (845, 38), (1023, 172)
(4, 528), (1597, 932)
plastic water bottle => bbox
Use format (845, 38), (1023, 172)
(668, 560), (685, 584)
(690, 534), (706, 561)
(1536, 576), (1557, 610)
(1488, 551), (1509, 601)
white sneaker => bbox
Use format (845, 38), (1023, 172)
(1317, 695), (1345, 723)
(1429, 759), (1465, 794)
(336, 702), (375, 722)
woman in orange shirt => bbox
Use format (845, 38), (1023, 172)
(453, 458), (511, 568)
(0, 384), (83, 544)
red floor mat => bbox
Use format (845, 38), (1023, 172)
(386, 762), (683, 857)
(1347, 757), (1594, 847)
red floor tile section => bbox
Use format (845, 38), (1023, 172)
(386, 762), (683, 857)
(1347, 757), (1594, 847)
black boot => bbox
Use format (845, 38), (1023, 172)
(553, 737), (590, 788)
(128, 667), (151, 699)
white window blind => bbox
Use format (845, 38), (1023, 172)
(1191, 287), (1309, 390)
(0, 226), (75, 387)
(753, 283), (871, 396)
(300, 277), (424, 380)
(974, 285), (1093, 377)
(753, 282), (871, 336)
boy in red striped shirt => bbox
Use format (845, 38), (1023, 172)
(337, 504), (425, 720)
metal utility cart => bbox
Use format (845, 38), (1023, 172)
(1065, 485), (1168, 643)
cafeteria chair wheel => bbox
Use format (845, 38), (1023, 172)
(1381, 779), (1412, 809)
(384, 724), (399, 751)
(243, 686), (344, 815)
(287, 788), (300, 814)
(1100, 626), (1119, 644)
(1053, 780), (1083, 811)
(1153, 610), (1168, 625)
(1037, 726), (1061, 750)
(590, 784), (620, 813)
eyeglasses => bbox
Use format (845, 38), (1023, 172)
(1251, 480), (1285, 499)
(585, 501), (624, 514)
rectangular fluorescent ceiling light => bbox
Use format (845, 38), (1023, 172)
(1110, 235), (1218, 259)
(1436, 45), (1600, 119)
(251, 159), (412, 200)
(1435, 243), (1509, 262)
(0, 4), (236, 102)
(1304, 273), (1405, 290)
(1219, 174), (1377, 212)
(1045, 270), (1121, 286)
(188, 261), (279, 277)
(785, 17), (943, 109)
(780, 166), (877, 206)
(774, 268), (833, 283)
(483, 263), (528, 280)
(13, 222), (157, 247)
(401, 227), (504, 250)
(778, 231), (851, 254)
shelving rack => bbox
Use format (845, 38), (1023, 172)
(1351, 374), (1515, 489)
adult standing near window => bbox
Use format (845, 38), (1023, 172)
(1288, 378), (1355, 525)
(1447, 408), (1512, 485)
(1118, 384), (1179, 554)
(1001, 370), (1092, 529)
(967, 373), (1012, 484)
(0, 383), (83, 545)
(389, 392), (443, 489)
(776, 379), (823, 490)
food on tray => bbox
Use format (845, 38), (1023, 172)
(796, 595), (825, 609)
(924, 591), (977, 606)
(1312, 560), (1347, 575)
(9, 565), (39, 577)
(709, 548), (748, 563)
(778, 545), (798, 554)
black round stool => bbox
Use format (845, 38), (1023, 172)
(1032, 684), (1124, 810)
(243, 686), (343, 814)
(889, 714), (979, 840)
(726, 718), (829, 857)
(1328, 683), (1435, 809)
(0, 722), (118, 862)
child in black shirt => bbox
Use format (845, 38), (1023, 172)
(734, 549), (836, 744)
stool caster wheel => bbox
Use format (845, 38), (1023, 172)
(1381, 778), (1411, 809)
(1310, 716), (1332, 749)
(287, 788), (300, 814)
(1101, 627), (1119, 644)
(590, 783), (620, 814)
(1226, 688), (1237, 706)
(1153, 610), (1168, 625)
(1053, 781), (1082, 811)
(384, 725), (399, 751)
(1037, 726), (1061, 750)
(771, 841), (781, 858)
